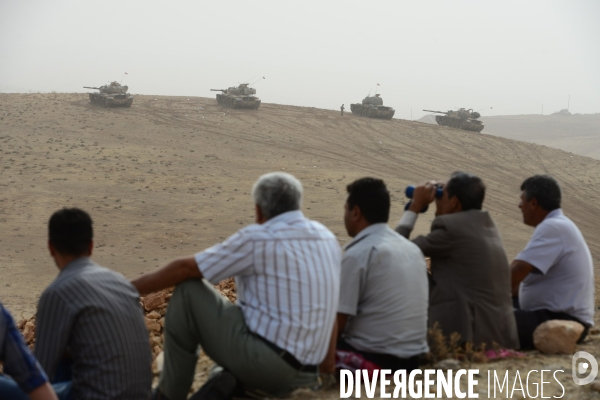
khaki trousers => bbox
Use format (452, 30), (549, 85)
(158, 279), (319, 400)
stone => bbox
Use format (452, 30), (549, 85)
(154, 351), (164, 374)
(158, 317), (165, 328)
(150, 335), (162, 347)
(146, 310), (161, 320)
(23, 330), (34, 343)
(142, 291), (167, 311)
(533, 320), (584, 354)
(434, 358), (462, 370)
(145, 318), (162, 333)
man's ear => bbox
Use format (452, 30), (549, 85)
(529, 197), (539, 210)
(48, 240), (56, 257)
(350, 204), (362, 221)
(450, 196), (463, 212)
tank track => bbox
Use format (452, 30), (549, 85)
(215, 94), (260, 110)
(435, 116), (484, 133)
(350, 104), (394, 120)
(88, 93), (133, 108)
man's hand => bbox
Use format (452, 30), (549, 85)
(132, 257), (203, 296)
(510, 259), (535, 297)
(28, 382), (58, 400)
(408, 181), (439, 213)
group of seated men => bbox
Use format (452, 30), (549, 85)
(0, 171), (594, 400)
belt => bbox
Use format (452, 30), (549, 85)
(260, 337), (318, 373)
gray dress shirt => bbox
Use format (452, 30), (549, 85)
(34, 257), (152, 400)
(339, 223), (429, 358)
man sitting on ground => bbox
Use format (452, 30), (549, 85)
(34, 208), (152, 399)
(396, 172), (519, 349)
(322, 178), (428, 374)
(0, 301), (58, 400)
(511, 175), (594, 349)
(132, 172), (341, 400)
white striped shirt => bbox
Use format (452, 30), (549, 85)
(195, 210), (341, 365)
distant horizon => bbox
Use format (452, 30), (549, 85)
(2, 1), (598, 121)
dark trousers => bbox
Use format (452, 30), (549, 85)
(338, 338), (419, 373)
(513, 297), (589, 349)
(0, 359), (72, 400)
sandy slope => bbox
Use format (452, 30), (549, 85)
(419, 112), (600, 160)
(1, 93), (600, 398)
(481, 114), (600, 160)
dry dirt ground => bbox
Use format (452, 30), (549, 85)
(420, 113), (600, 161)
(1, 93), (600, 398)
(480, 114), (600, 161)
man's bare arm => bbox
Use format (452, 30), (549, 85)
(131, 257), (202, 296)
(510, 259), (535, 297)
(320, 319), (338, 373)
(28, 382), (58, 400)
(320, 314), (349, 373)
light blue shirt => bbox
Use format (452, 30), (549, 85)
(517, 209), (595, 325)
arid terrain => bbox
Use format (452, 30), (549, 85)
(420, 112), (600, 160)
(1, 93), (600, 398)
(481, 113), (600, 160)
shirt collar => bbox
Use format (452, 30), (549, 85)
(263, 210), (305, 227)
(544, 208), (563, 220)
(344, 223), (387, 250)
(61, 256), (92, 273)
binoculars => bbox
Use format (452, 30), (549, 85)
(404, 185), (444, 213)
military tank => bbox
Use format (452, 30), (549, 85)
(210, 83), (261, 109)
(350, 94), (395, 120)
(423, 108), (484, 133)
(83, 82), (133, 107)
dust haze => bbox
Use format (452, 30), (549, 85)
(1, 0), (599, 120)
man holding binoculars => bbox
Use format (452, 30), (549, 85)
(395, 171), (519, 350)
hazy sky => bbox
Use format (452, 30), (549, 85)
(1, 0), (599, 120)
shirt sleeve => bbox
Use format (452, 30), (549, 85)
(196, 230), (255, 284)
(395, 210), (418, 239)
(34, 289), (75, 381)
(338, 253), (367, 316)
(515, 223), (562, 274)
(411, 217), (453, 258)
(0, 304), (48, 393)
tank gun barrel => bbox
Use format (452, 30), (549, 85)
(210, 89), (226, 92)
(83, 86), (101, 90)
(423, 109), (447, 114)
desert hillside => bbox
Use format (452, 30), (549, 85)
(420, 112), (600, 160)
(1, 93), (600, 317)
(3, 93), (600, 399)
(481, 113), (600, 160)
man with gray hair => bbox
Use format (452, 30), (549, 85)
(133, 172), (341, 400)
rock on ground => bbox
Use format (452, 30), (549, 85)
(533, 319), (585, 354)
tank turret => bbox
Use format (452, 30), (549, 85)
(84, 81), (133, 108)
(210, 83), (261, 110)
(350, 93), (394, 119)
(361, 94), (384, 106)
(423, 108), (484, 133)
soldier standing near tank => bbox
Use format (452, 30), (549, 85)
(340, 104), (345, 116)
